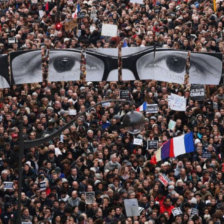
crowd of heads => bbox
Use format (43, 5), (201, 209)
(0, 0), (224, 224)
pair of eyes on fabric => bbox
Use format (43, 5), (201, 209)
(11, 49), (222, 85)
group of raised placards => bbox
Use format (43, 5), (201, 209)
(0, 47), (222, 88)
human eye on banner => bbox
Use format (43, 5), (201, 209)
(123, 48), (187, 83)
(48, 49), (81, 82)
(86, 47), (222, 84)
(86, 47), (188, 83)
(10, 50), (42, 85)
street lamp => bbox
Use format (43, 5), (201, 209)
(122, 110), (146, 135)
(17, 99), (145, 223)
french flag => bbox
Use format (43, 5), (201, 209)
(152, 132), (195, 163)
(136, 102), (147, 112)
(72, 3), (81, 19)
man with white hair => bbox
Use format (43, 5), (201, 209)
(104, 153), (121, 171)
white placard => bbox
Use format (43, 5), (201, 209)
(124, 199), (140, 217)
(4, 182), (13, 190)
(101, 24), (118, 37)
(8, 37), (16, 44)
(168, 94), (186, 111)
(90, 25), (96, 33)
(168, 120), (176, 131)
(102, 102), (111, 107)
(133, 138), (143, 146)
(172, 207), (182, 217)
(39, 10), (45, 18)
(68, 109), (77, 115)
(130, 0), (144, 4)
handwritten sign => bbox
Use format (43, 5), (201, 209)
(168, 120), (176, 131)
(168, 94), (186, 111)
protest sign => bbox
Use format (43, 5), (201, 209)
(130, 0), (144, 3)
(168, 120), (176, 131)
(133, 138), (143, 146)
(168, 94), (186, 111)
(101, 24), (118, 37)
(146, 104), (158, 114)
(158, 174), (170, 187)
(124, 199), (140, 217)
(102, 102), (111, 107)
(85, 192), (95, 204)
(120, 90), (130, 100)
(190, 84), (205, 101)
(147, 140), (158, 149)
(202, 152), (212, 159)
(39, 181), (47, 190)
(3, 182), (13, 190)
(172, 207), (183, 217)
(190, 208), (199, 217)
(68, 109), (77, 115)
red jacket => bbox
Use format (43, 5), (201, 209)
(160, 204), (174, 216)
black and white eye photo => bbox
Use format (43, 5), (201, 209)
(48, 50), (81, 82)
(10, 50), (42, 84)
(136, 50), (187, 83)
(0, 54), (10, 88)
(189, 52), (222, 85)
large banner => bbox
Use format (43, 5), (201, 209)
(0, 47), (221, 88)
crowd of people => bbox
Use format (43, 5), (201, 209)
(0, 0), (224, 223)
